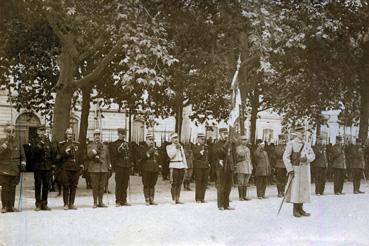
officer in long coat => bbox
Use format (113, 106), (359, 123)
(56, 128), (83, 210)
(350, 139), (365, 194)
(283, 126), (315, 217)
(110, 128), (132, 206)
(213, 128), (235, 211)
(254, 139), (271, 199)
(29, 125), (54, 211)
(87, 129), (111, 208)
(192, 133), (210, 203)
(331, 136), (347, 195)
(138, 133), (160, 205)
(312, 137), (328, 195)
(0, 125), (26, 213)
(235, 135), (253, 201)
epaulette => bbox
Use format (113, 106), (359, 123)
(73, 141), (80, 144)
(59, 140), (66, 144)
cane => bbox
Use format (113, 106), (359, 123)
(277, 173), (293, 216)
(18, 172), (24, 211)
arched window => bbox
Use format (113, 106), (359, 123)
(15, 112), (41, 147)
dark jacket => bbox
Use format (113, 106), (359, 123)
(213, 140), (234, 172)
(331, 144), (346, 169)
(312, 145), (328, 168)
(56, 140), (81, 171)
(110, 139), (131, 168)
(138, 143), (160, 172)
(192, 143), (210, 169)
(29, 137), (54, 171)
(0, 138), (23, 177)
(254, 146), (271, 176)
(87, 142), (110, 173)
(271, 144), (286, 169)
(351, 145), (365, 169)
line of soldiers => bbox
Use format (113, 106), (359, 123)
(0, 124), (368, 216)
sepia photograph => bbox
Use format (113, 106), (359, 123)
(0, 0), (369, 245)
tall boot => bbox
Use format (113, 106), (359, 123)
(293, 203), (301, 217)
(149, 188), (158, 205)
(63, 187), (69, 208)
(238, 186), (244, 201)
(176, 187), (183, 204)
(144, 187), (150, 205)
(298, 203), (310, 216)
(98, 188), (107, 207)
(92, 188), (98, 208)
(244, 186), (251, 201)
(69, 188), (77, 209)
(1, 189), (8, 212)
(171, 187), (176, 204)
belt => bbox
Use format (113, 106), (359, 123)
(170, 160), (183, 163)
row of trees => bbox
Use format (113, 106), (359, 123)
(0, 0), (369, 146)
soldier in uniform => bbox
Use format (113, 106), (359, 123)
(351, 139), (365, 194)
(192, 133), (210, 203)
(138, 133), (160, 205)
(57, 128), (83, 210)
(87, 129), (111, 208)
(29, 125), (54, 211)
(331, 136), (347, 195)
(283, 126), (315, 217)
(272, 139), (287, 197)
(0, 125), (26, 213)
(254, 139), (271, 199)
(110, 128), (132, 206)
(213, 128), (235, 211)
(166, 132), (188, 204)
(312, 137), (328, 195)
(235, 135), (253, 201)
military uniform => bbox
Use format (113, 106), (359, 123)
(87, 140), (111, 207)
(254, 144), (271, 199)
(283, 136), (315, 217)
(193, 142), (210, 202)
(138, 142), (160, 205)
(235, 142), (253, 201)
(350, 142), (365, 194)
(110, 137), (131, 206)
(29, 134), (54, 210)
(331, 141), (347, 195)
(272, 144), (287, 197)
(213, 139), (235, 210)
(166, 133), (188, 204)
(56, 139), (82, 209)
(312, 144), (328, 195)
(0, 136), (25, 213)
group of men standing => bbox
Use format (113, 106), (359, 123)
(0, 123), (367, 217)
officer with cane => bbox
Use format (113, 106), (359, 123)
(282, 125), (315, 217)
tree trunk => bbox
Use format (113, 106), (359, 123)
(316, 120), (321, 141)
(359, 79), (369, 141)
(239, 103), (245, 135)
(175, 103), (183, 141)
(250, 101), (258, 145)
(52, 87), (74, 141)
(77, 86), (92, 165)
(128, 108), (132, 142)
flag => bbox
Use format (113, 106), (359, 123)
(228, 56), (242, 127)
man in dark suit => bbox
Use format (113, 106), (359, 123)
(193, 133), (210, 203)
(213, 128), (235, 211)
(312, 137), (328, 195)
(29, 125), (54, 211)
(350, 139), (365, 194)
(138, 133), (160, 205)
(331, 136), (347, 195)
(110, 128), (132, 206)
